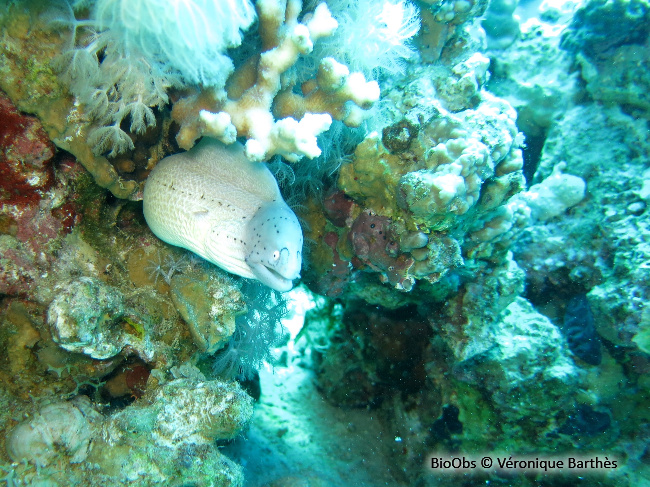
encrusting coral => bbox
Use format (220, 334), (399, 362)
(6, 396), (102, 467)
(303, 54), (526, 298)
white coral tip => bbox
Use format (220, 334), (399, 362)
(273, 114), (333, 162)
(307, 3), (338, 40)
(245, 139), (267, 162)
(292, 24), (314, 54)
(317, 58), (349, 91)
(200, 110), (237, 145)
(346, 74), (380, 107)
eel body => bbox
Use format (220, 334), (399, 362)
(143, 138), (302, 292)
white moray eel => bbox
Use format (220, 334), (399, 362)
(143, 138), (303, 292)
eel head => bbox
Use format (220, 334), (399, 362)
(244, 201), (303, 292)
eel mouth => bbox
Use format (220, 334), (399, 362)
(249, 262), (297, 292)
(265, 264), (301, 287)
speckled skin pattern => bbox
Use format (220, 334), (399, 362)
(143, 138), (302, 291)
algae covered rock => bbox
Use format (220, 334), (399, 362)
(517, 163), (586, 222)
(104, 377), (253, 448)
(462, 297), (578, 415)
(170, 270), (246, 354)
(148, 378), (254, 447)
(559, 0), (650, 115)
(5, 376), (254, 485)
(95, 377), (253, 486)
(442, 298), (581, 453)
(521, 103), (650, 353)
(6, 396), (102, 467)
(47, 277), (126, 359)
(488, 19), (579, 139)
(482, 0), (520, 49)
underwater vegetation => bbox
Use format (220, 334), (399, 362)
(0, 0), (649, 485)
(51, 0), (255, 157)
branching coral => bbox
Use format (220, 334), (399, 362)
(1, 0), (384, 201)
(172, 0), (380, 162)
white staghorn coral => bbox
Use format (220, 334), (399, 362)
(172, 0), (381, 162)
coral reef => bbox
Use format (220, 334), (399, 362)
(1, 0), (649, 485)
(0, 89), (257, 484)
(89, 374), (253, 485)
(417, 0), (489, 63)
(516, 103), (650, 359)
(560, 0), (650, 116)
(0, 0), (379, 200)
(294, 0), (648, 485)
(453, 298), (579, 436)
(482, 0), (520, 49)
(4, 373), (252, 485)
(0, 1), (146, 199)
(303, 54), (526, 301)
(486, 16), (579, 141)
(0, 91), (55, 206)
(102, 374), (253, 449)
(0, 92), (78, 298)
(0, 184), (257, 485)
(514, 162), (585, 222)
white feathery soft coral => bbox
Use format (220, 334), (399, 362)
(93, 0), (256, 87)
(322, 0), (421, 77)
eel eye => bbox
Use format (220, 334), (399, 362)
(272, 250), (280, 261)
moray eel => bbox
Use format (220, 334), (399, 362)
(143, 138), (303, 292)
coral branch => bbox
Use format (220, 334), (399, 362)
(172, 1), (379, 162)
